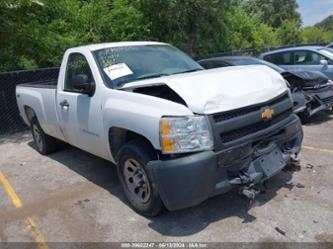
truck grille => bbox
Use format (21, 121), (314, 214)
(220, 109), (293, 143)
(210, 92), (293, 145)
(213, 93), (289, 123)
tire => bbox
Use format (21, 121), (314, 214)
(31, 117), (58, 155)
(117, 140), (164, 216)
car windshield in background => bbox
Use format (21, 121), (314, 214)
(318, 48), (333, 59)
(224, 57), (285, 73)
(94, 45), (203, 87)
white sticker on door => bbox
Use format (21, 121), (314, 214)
(103, 63), (133, 80)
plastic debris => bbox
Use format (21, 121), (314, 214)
(275, 227), (286, 236)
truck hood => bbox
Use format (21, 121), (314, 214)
(121, 65), (288, 114)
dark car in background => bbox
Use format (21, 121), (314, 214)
(198, 56), (333, 122)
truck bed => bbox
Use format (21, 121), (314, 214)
(18, 79), (57, 89)
(16, 81), (63, 140)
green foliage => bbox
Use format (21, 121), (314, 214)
(315, 15), (333, 31)
(301, 27), (333, 44)
(0, 0), (332, 71)
(0, 0), (150, 71)
(224, 4), (278, 52)
(139, 0), (231, 57)
(276, 19), (302, 45)
(244, 0), (301, 28)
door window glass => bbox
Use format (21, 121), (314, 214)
(264, 52), (292, 65)
(294, 51), (326, 65)
(64, 53), (94, 91)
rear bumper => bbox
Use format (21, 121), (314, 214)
(147, 115), (303, 211)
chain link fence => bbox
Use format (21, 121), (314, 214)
(0, 67), (59, 135)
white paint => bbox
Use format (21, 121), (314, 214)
(121, 65), (288, 114)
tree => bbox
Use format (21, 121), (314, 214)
(139, 0), (232, 57)
(276, 19), (302, 46)
(244, 0), (301, 28)
(224, 4), (278, 52)
(0, 0), (150, 71)
(315, 15), (333, 31)
(301, 27), (333, 44)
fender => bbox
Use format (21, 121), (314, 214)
(102, 89), (193, 162)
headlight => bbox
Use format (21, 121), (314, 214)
(160, 116), (213, 154)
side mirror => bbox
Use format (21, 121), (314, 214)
(320, 59), (328, 67)
(73, 74), (95, 96)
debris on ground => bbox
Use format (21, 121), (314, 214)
(275, 227), (286, 236)
(296, 183), (305, 189)
(283, 158), (301, 172)
(306, 163), (314, 169)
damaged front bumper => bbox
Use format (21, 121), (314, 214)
(304, 88), (333, 116)
(147, 114), (303, 211)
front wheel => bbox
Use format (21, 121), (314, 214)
(117, 140), (164, 216)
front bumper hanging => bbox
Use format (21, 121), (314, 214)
(147, 115), (303, 211)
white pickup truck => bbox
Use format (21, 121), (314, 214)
(16, 42), (303, 216)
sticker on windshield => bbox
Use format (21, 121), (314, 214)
(103, 63), (133, 80)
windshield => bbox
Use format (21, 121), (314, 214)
(93, 44), (203, 87)
(224, 57), (285, 73)
(318, 48), (333, 59)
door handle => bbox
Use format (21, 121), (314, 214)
(59, 100), (69, 108)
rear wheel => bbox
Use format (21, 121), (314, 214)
(117, 140), (164, 216)
(31, 117), (58, 155)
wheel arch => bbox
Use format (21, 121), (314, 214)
(108, 127), (158, 162)
(24, 105), (37, 126)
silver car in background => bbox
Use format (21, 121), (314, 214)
(260, 46), (333, 80)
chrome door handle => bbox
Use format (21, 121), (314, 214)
(59, 100), (69, 108)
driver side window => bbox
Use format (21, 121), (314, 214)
(64, 53), (94, 92)
(293, 51), (326, 65)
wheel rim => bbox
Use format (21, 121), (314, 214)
(123, 158), (151, 204)
(32, 125), (43, 151)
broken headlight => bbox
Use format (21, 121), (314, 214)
(159, 116), (213, 154)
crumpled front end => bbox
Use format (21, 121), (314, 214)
(302, 84), (333, 116)
(147, 92), (303, 211)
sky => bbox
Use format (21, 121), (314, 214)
(297, 0), (333, 27)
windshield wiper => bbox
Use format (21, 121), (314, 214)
(135, 73), (171, 81)
(172, 68), (203, 75)
(116, 73), (170, 88)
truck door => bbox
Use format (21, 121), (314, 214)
(56, 52), (106, 158)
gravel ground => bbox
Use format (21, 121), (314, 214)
(0, 112), (332, 244)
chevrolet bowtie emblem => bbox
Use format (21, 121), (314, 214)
(261, 108), (274, 120)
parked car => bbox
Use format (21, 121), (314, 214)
(16, 42), (303, 216)
(198, 56), (333, 122)
(260, 46), (333, 80)
(327, 42), (333, 49)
